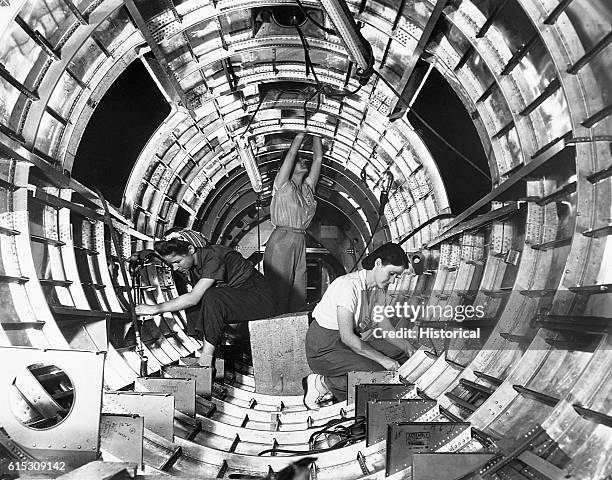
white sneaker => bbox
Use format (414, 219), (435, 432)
(302, 374), (330, 410)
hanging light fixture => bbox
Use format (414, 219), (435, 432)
(236, 137), (263, 193)
(317, 0), (374, 84)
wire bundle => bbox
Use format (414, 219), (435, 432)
(257, 416), (366, 456)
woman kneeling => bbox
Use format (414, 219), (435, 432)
(303, 242), (416, 408)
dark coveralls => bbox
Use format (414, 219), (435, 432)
(179, 245), (276, 346)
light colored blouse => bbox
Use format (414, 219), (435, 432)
(270, 180), (317, 230)
(312, 270), (386, 332)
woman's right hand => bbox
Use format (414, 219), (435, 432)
(135, 304), (158, 316)
(379, 356), (401, 371)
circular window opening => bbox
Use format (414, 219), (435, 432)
(272, 6), (307, 27)
(9, 364), (75, 430)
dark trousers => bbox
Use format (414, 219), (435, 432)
(185, 275), (276, 347)
(305, 320), (405, 401)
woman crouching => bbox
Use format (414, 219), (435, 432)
(303, 242), (416, 408)
(135, 238), (276, 366)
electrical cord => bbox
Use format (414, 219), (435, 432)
(257, 438), (358, 456)
(257, 416), (365, 456)
(295, 22), (320, 83)
(349, 214), (383, 272)
(296, 0), (336, 35)
(94, 187), (148, 376)
(243, 92), (266, 134)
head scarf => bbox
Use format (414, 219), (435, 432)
(163, 229), (209, 248)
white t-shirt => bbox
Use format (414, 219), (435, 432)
(312, 270), (385, 331)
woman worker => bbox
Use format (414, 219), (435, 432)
(303, 242), (416, 408)
(134, 237), (276, 366)
(263, 132), (322, 314)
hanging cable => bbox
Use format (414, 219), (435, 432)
(294, 21), (326, 128)
(256, 192), (262, 273)
(349, 215), (382, 273)
(372, 69), (491, 181)
(242, 92), (266, 135)
(296, 0), (336, 35)
(94, 187), (148, 376)
(349, 170), (393, 272)
(295, 22), (320, 83)
(397, 213), (454, 246)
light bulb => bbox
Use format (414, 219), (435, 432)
(236, 138), (263, 193)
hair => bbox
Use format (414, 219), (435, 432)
(361, 242), (408, 270)
(154, 238), (191, 257)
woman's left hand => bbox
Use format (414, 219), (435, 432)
(135, 304), (159, 316)
(403, 341), (416, 357)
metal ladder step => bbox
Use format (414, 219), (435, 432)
(536, 314), (610, 335)
(587, 163), (612, 183)
(0, 226), (21, 236)
(1, 321), (46, 330)
(535, 182), (577, 205)
(473, 371), (503, 386)
(573, 404), (612, 428)
(569, 283), (611, 295)
(444, 393), (478, 413)
(0, 275), (29, 284)
(500, 332), (533, 344)
(30, 234), (65, 247)
(530, 237), (572, 250)
(582, 224), (612, 238)
(519, 289), (556, 297)
(38, 278), (73, 287)
(513, 385), (559, 407)
(482, 288), (512, 298)
(459, 379), (496, 396)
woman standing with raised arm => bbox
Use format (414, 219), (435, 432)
(264, 132), (323, 314)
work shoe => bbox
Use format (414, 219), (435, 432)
(302, 374), (331, 410)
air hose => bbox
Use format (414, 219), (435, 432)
(94, 187), (148, 377)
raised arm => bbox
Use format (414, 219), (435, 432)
(306, 134), (323, 188)
(274, 132), (306, 189)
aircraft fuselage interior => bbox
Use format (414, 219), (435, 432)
(0, 0), (610, 479)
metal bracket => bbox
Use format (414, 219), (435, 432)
(355, 383), (417, 417)
(135, 377), (196, 417)
(346, 370), (400, 405)
(165, 364), (213, 398)
(412, 453), (496, 480)
(366, 400), (437, 446)
(0, 347), (105, 472)
(386, 422), (472, 476)
(99, 414), (144, 469)
(103, 391), (175, 441)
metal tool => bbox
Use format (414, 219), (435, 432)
(93, 187), (148, 377)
